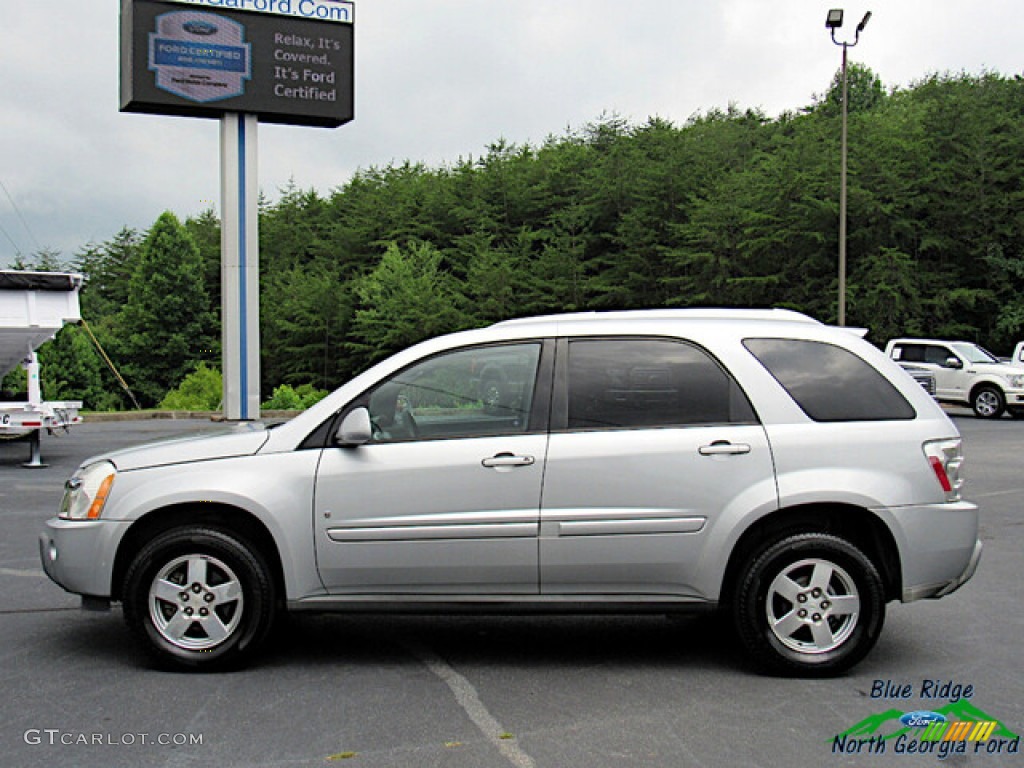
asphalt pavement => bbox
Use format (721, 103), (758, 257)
(0, 414), (1020, 768)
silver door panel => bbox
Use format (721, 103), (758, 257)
(314, 434), (547, 593)
(540, 425), (775, 596)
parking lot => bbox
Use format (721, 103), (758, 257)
(0, 415), (1020, 768)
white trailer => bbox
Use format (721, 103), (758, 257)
(0, 271), (84, 467)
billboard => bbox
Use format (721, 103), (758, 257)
(121, 0), (354, 127)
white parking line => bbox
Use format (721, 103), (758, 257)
(0, 567), (46, 579)
(403, 639), (536, 768)
(968, 488), (1024, 499)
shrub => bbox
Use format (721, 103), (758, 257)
(261, 383), (328, 411)
(159, 363), (222, 411)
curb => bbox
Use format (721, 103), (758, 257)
(82, 410), (302, 422)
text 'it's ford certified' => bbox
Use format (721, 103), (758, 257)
(40, 309), (981, 675)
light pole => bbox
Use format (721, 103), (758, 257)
(826, 9), (871, 327)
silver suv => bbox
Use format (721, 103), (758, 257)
(40, 310), (981, 676)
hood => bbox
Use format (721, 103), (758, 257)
(99, 424), (270, 471)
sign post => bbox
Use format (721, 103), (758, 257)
(220, 112), (260, 420)
(120, 0), (354, 418)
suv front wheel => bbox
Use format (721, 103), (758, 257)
(733, 533), (885, 677)
(123, 527), (276, 671)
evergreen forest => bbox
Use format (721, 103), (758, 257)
(16, 68), (1024, 410)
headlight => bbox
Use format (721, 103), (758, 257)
(1006, 374), (1024, 389)
(59, 461), (116, 520)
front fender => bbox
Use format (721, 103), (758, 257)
(967, 376), (1010, 396)
(107, 450), (324, 600)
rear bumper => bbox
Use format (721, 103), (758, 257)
(933, 538), (983, 598)
(887, 500), (981, 603)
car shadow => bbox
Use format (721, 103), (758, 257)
(262, 611), (746, 673)
(39, 606), (926, 680)
(38, 605), (746, 674)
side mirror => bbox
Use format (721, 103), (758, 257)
(943, 357), (963, 370)
(335, 407), (372, 446)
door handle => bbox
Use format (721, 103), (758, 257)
(698, 441), (751, 456)
(481, 453), (535, 468)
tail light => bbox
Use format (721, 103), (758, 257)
(923, 439), (964, 502)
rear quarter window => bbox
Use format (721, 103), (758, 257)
(744, 338), (916, 422)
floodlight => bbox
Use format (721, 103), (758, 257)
(826, 9), (844, 29)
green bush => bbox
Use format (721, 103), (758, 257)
(262, 384), (301, 410)
(262, 383), (329, 411)
(159, 363), (223, 411)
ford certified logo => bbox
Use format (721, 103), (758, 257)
(183, 21), (218, 36)
(900, 711), (947, 728)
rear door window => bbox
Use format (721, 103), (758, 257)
(565, 338), (756, 430)
(892, 343), (925, 363)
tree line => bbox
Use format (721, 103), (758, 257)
(14, 67), (1024, 410)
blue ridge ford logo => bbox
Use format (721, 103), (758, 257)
(900, 711), (948, 728)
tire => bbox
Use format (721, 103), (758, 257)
(733, 533), (885, 677)
(971, 386), (1005, 419)
(123, 527), (276, 671)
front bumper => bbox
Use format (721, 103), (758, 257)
(1006, 388), (1024, 407)
(39, 517), (130, 598)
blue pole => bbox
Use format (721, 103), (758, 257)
(237, 116), (249, 419)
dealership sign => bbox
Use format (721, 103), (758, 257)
(121, 0), (354, 127)
(162, 0), (353, 23)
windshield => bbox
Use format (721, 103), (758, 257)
(951, 343), (999, 364)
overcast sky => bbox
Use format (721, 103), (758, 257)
(2, 1), (1022, 264)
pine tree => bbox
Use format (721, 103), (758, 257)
(117, 212), (213, 405)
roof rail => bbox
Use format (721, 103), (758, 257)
(492, 308), (820, 328)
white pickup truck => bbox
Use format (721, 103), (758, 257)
(1008, 342), (1024, 365)
(885, 338), (1024, 419)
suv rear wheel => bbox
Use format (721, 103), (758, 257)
(733, 533), (885, 677)
(123, 527), (276, 671)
